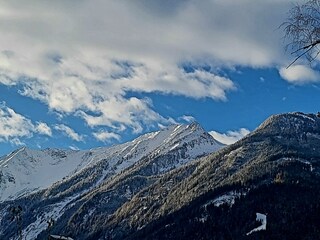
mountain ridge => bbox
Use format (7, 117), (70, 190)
(1, 112), (319, 240)
(114, 112), (320, 240)
(77, 112), (320, 240)
(0, 121), (222, 203)
(0, 121), (223, 239)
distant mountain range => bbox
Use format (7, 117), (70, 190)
(1, 113), (320, 240)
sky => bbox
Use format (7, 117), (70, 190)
(1, 0), (320, 156)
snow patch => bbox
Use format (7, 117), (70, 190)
(279, 157), (315, 172)
(202, 191), (245, 209)
(21, 195), (77, 240)
(246, 213), (267, 235)
(50, 235), (74, 240)
(293, 112), (315, 122)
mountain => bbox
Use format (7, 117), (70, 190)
(108, 112), (320, 240)
(2, 112), (320, 240)
(0, 122), (222, 203)
(0, 122), (223, 239)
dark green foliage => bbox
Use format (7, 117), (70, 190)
(102, 113), (320, 239)
(127, 182), (320, 240)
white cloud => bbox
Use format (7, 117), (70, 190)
(35, 122), (52, 136)
(180, 115), (196, 123)
(54, 124), (84, 142)
(10, 138), (25, 147)
(0, 103), (53, 145)
(279, 65), (320, 84)
(0, 0), (293, 132)
(76, 96), (165, 134)
(69, 145), (80, 151)
(209, 128), (250, 145)
(0, 103), (34, 143)
(93, 130), (121, 142)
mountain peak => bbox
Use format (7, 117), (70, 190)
(187, 121), (204, 130)
(255, 112), (320, 134)
(159, 121), (203, 133)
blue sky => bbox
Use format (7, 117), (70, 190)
(0, 0), (320, 156)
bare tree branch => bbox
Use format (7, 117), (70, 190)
(287, 45), (314, 68)
(282, 0), (320, 67)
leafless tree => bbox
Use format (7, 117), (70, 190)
(282, 0), (320, 68)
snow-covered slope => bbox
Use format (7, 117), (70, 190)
(0, 122), (223, 203)
(0, 147), (90, 201)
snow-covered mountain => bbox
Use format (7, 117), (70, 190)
(2, 113), (320, 240)
(107, 112), (320, 240)
(0, 122), (222, 203)
(0, 122), (224, 239)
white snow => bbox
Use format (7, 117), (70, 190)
(0, 147), (26, 168)
(20, 195), (78, 240)
(293, 112), (315, 122)
(297, 159), (314, 172)
(50, 235), (74, 240)
(0, 148), (97, 202)
(202, 191), (245, 209)
(246, 213), (267, 235)
(0, 122), (223, 203)
(1, 122), (225, 239)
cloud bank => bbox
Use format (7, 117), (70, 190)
(54, 124), (84, 142)
(279, 65), (320, 84)
(0, 102), (52, 145)
(0, 0), (297, 142)
(93, 130), (121, 142)
(209, 128), (250, 145)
